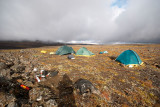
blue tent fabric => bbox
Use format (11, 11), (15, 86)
(115, 50), (142, 65)
(99, 51), (108, 54)
(99, 52), (103, 54)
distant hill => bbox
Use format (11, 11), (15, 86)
(0, 40), (65, 49)
(0, 40), (95, 49)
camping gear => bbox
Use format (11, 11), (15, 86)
(103, 51), (108, 53)
(76, 47), (95, 56)
(20, 84), (30, 90)
(99, 51), (108, 54)
(115, 50), (142, 66)
(99, 52), (103, 54)
(68, 54), (75, 59)
(41, 50), (47, 53)
(40, 70), (49, 77)
(36, 75), (41, 82)
(56, 45), (75, 55)
(49, 52), (55, 55)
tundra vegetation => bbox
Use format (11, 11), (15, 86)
(0, 44), (160, 106)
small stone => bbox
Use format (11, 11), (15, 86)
(46, 99), (58, 107)
(36, 96), (42, 101)
(7, 101), (18, 107)
(21, 104), (30, 107)
(17, 79), (23, 83)
(24, 81), (33, 87)
(33, 68), (38, 72)
(11, 73), (19, 78)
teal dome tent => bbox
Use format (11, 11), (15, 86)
(116, 50), (142, 66)
(56, 45), (75, 55)
(76, 47), (94, 56)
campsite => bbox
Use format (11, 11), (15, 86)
(0, 44), (160, 106)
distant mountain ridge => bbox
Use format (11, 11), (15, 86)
(0, 40), (95, 49)
(0, 40), (64, 49)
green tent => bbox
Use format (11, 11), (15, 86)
(76, 47), (95, 56)
(56, 45), (75, 55)
(115, 50), (142, 65)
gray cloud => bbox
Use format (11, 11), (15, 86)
(114, 0), (160, 43)
(0, 0), (160, 43)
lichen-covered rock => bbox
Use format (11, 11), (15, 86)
(46, 99), (58, 107)
(5, 61), (14, 68)
(74, 79), (100, 95)
(7, 101), (19, 107)
(29, 87), (56, 103)
(0, 69), (11, 79)
(24, 81), (34, 87)
(0, 92), (16, 107)
(0, 62), (7, 70)
(29, 88), (42, 102)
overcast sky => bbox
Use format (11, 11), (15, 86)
(0, 0), (160, 43)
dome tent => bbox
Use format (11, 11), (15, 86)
(103, 51), (108, 53)
(56, 45), (75, 55)
(115, 50), (142, 66)
(99, 52), (103, 54)
(99, 51), (108, 54)
(76, 47), (94, 56)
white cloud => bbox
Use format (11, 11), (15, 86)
(0, 0), (160, 43)
(111, 6), (126, 21)
(67, 40), (99, 44)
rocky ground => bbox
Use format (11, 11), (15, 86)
(0, 44), (160, 107)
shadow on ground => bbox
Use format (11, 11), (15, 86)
(0, 76), (30, 106)
(57, 74), (76, 107)
(109, 56), (117, 60)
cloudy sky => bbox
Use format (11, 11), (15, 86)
(0, 0), (160, 43)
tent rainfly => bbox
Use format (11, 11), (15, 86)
(56, 45), (75, 55)
(76, 47), (95, 56)
(115, 50), (142, 67)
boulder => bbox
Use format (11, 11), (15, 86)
(74, 79), (100, 95)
